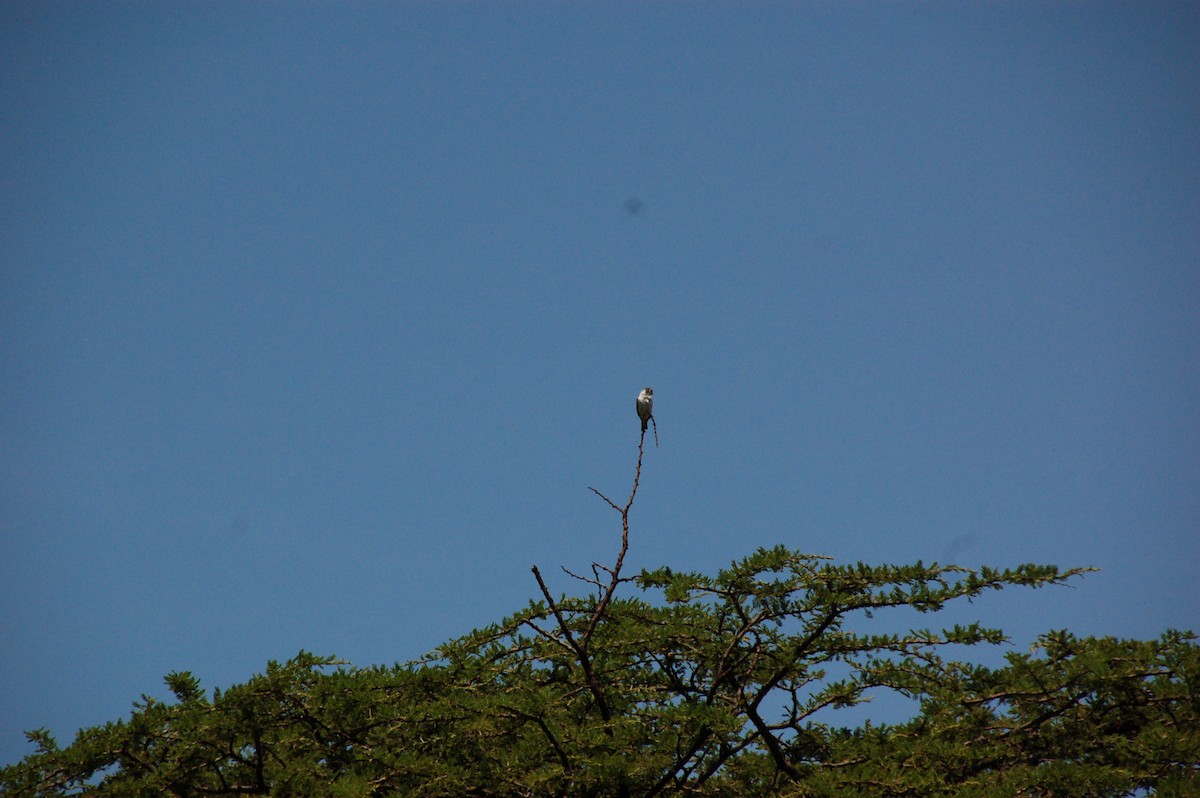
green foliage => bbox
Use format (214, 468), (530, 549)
(4, 435), (1195, 795)
(787, 628), (1200, 797)
(3, 550), (1196, 797)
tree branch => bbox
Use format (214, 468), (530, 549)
(531, 564), (612, 722)
(583, 430), (645, 645)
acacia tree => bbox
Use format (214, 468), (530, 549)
(3, 428), (1197, 796)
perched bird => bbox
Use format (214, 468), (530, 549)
(636, 387), (654, 432)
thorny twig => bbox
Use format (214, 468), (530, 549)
(583, 425), (648, 640)
(529, 423), (652, 730)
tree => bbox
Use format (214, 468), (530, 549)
(4, 429), (1197, 796)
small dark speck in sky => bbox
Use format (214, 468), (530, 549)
(623, 196), (643, 216)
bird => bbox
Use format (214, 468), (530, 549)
(636, 387), (654, 432)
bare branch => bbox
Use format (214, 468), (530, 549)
(530, 565), (612, 722)
(561, 565), (603, 588)
(583, 430), (644, 646)
(588, 486), (621, 512)
(529, 416), (652, 747)
(531, 566), (581, 657)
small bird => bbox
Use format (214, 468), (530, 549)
(636, 387), (654, 432)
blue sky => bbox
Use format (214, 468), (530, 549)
(2, 2), (1198, 766)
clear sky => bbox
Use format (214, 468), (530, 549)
(2, 2), (1197, 767)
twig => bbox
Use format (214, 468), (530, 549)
(588, 486), (621, 512)
(561, 565), (603, 588)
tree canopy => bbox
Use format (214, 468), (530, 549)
(4, 433), (1196, 797)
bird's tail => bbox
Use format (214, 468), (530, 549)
(641, 418), (648, 432)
